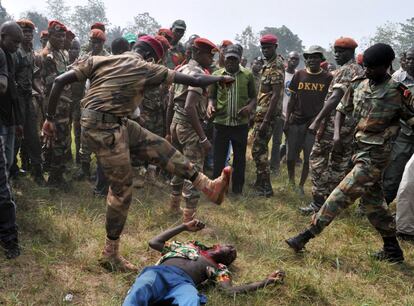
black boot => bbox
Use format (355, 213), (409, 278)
(372, 236), (404, 263)
(1, 238), (21, 259)
(74, 162), (91, 181)
(261, 173), (274, 197)
(47, 170), (71, 192)
(285, 229), (315, 252)
(31, 164), (46, 186)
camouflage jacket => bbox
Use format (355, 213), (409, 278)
(392, 70), (414, 136)
(337, 76), (414, 146)
(166, 42), (185, 69)
(256, 54), (285, 120)
(172, 59), (208, 124)
(40, 42), (71, 102)
(14, 47), (35, 95)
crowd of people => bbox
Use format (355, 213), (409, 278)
(1, 15), (414, 305)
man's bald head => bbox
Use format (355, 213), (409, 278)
(287, 50), (300, 72)
(0, 21), (23, 53)
(288, 51), (300, 58)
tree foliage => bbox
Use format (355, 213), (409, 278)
(70, 0), (108, 44)
(235, 26), (261, 63)
(0, 1), (11, 25)
(106, 26), (126, 45)
(127, 12), (160, 36)
(46, 0), (70, 25)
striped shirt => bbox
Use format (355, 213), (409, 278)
(210, 66), (256, 126)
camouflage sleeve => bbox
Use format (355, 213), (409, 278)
(160, 240), (182, 255)
(331, 64), (362, 94)
(72, 57), (94, 82)
(41, 55), (58, 95)
(269, 62), (285, 86)
(144, 62), (175, 87)
(336, 83), (355, 115)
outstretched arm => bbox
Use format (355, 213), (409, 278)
(148, 219), (205, 252)
(219, 270), (285, 294)
(174, 72), (234, 88)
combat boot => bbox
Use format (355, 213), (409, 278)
(1, 238), (20, 259)
(31, 164), (46, 186)
(74, 162), (91, 181)
(182, 208), (196, 223)
(371, 236), (404, 263)
(193, 166), (232, 205)
(285, 229), (315, 252)
(169, 194), (182, 213)
(47, 170), (71, 192)
(100, 238), (138, 272)
(255, 173), (273, 197)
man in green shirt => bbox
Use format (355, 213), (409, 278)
(208, 44), (257, 194)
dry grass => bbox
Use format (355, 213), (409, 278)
(1, 161), (414, 306)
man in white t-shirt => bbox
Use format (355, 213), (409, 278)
(270, 51), (300, 173)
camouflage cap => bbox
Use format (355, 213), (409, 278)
(303, 45), (325, 59)
(172, 19), (186, 30)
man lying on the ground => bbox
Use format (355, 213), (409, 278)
(123, 219), (285, 305)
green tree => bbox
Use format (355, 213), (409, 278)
(127, 12), (160, 36)
(260, 26), (303, 58)
(398, 17), (414, 53)
(106, 26), (126, 45)
(22, 11), (49, 50)
(370, 21), (402, 55)
(46, 0), (70, 24)
(0, 1), (11, 25)
(235, 26), (261, 64)
(70, 0), (108, 44)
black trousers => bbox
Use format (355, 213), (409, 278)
(213, 124), (248, 193)
(0, 135), (17, 244)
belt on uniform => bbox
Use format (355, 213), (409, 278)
(81, 108), (124, 124)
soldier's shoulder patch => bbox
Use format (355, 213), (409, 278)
(397, 83), (412, 98)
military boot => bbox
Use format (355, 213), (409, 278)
(31, 164), (46, 186)
(100, 238), (138, 272)
(1, 238), (20, 259)
(255, 173), (273, 197)
(193, 166), (232, 205)
(47, 170), (71, 192)
(371, 236), (404, 263)
(74, 162), (91, 181)
(182, 208), (196, 223)
(285, 229), (315, 252)
(169, 194), (182, 213)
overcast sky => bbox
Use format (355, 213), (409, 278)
(3, 0), (413, 50)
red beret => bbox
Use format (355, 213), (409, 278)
(48, 20), (67, 32)
(220, 40), (233, 50)
(356, 53), (363, 65)
(193, 38), (218, 53)
(66, 30), (75, 40)
(155, 35), (171, 51)
(158, 28), (174, 40)
(17, 19), (35, 30)
(89, 29), (106, 41)
(91, 22), (106, 32)
(260, 34), (278, 45)
(334, 37), (358, 49)
(139, 35), (164, 60)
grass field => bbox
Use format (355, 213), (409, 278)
(1, 158), (414, 306)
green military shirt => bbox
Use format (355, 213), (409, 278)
(337, 76), (414, 146)
(256, 54), (285, 121)
(172, 59), (208, 125)
(210, 65), (256, 126)
(14, 47), (35, 95)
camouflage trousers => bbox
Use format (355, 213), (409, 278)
(141, 106), (165, 138)
(251, 118), (276, 176)
(310, 117), (354, 202)
(43, 98), (72, 173)
(170, 121), (205, 209)
(81, 118), (196, 238)
(310, 142), (396, 238)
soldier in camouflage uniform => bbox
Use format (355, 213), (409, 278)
(40, 20), (72, 189)
(286, 43), (414, 263)
(382, 47), (414, 204)
(299, 37), (364, 214)
(75, 28), (111, 179)
(42, 35), (233, 272)
(11, 19), (45, 184)
(251, 34), (285, 197)
(165, 20), (186, 69)
(169, 38), (218, 222)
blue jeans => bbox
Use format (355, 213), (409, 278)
(0, 125), (15, 171)
(123, 265), (206, 306)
